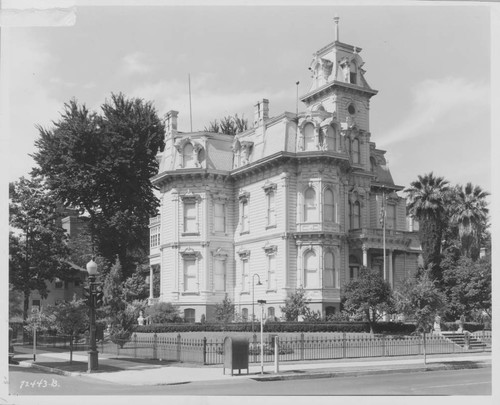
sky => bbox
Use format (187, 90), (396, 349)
(1, 2), (493, 195)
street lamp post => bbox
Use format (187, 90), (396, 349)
(86, 259), (99, 372)
(257, 299), (266, 375)
(252, 274), (262, 333)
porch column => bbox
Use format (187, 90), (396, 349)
(388, 250), (394, 287)
(149, 266), (154, 300)
(362, 244), (368, 267)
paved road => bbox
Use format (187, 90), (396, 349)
(8, 365), (491, 396)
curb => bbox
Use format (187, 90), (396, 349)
(250, 361), (491, 382)
(17, 361), (83, 377)
(16, 359), (491, 385)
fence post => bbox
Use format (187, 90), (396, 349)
(177, 333), (181, 362)
(342, 332), (346, 359)
(300, 333), (304, 361)
(133, 333), (137, 358)
(153, 333), (158, 360)
(382, 335), (386, 357)
(203, 337), (207, 365)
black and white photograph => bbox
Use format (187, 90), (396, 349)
(2, 0), (495, 403)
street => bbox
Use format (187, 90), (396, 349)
(8, 364), (491, 396)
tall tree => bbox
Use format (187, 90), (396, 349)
(450, 183), (489, 260)
(32, 93), (166, 278)
(405, 172), (450, 282)
(9, 176), (70, 320)
(342, 268), (393, 334)
(442, 256), (491, 321)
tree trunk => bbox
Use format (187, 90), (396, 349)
(23, 291), (30, 321)
(69, 335), (73, 364)
(366, 309), (374, 334)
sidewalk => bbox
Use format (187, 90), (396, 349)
(14, 346), (491, 386)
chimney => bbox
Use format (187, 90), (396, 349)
(254, 99), (269, 126)
(166, 110), (179, 133)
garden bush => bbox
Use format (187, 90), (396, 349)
(441, 322), (484, 333)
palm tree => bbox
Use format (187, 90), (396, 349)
(405, 172), (450, 280)
(451, 183), (489, 260)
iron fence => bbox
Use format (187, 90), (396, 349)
(21, 332), (490, 365)
(97, 332), (488, 365)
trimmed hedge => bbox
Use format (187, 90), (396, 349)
(133, 321), (418, 334)
(441, 322), (485, 333)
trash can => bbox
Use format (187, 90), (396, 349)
(223, 336), (249, 376)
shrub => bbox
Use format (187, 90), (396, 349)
(441, 322), (484, 333)
(144, 302), (182, 324)
(132, 321), (423, 334)
(110, 327), (132, 348)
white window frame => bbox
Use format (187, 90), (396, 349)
(352, 138), (360, 164)
(304, 123), (316, 151)
(304, 250), (318, 288)
(183, 142), (195, 168)
(324, 188), (335, 223)
(304, 187), (317, 222)
(324, 251), (336, 288)
(267, 254), (277, 291)
(214, 201), (226, 233)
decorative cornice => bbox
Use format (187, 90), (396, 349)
(179, 247), (201, 258)
(237, 249), (251, 259)
(262, 181), (277, 194)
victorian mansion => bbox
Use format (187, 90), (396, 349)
(148, 20), (421, 322)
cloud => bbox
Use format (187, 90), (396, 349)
(128, 75), (290, 132)
(6, 32), (63, 181)
(379, 77), (489, 147)
(119, 52), (152, 76)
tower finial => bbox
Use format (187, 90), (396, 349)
(334, 14), (340, 42)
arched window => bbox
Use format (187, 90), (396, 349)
(304, 123), (315, 151)
(345, 136), (351, 155)
(304, 250), (318, 288)
(350, 61), (357, 84)
(324, 188), (335, 222)
(183, 143), (194, 168)
(324, 251), (335, 288)
(242, 308), (249, 322)
(352, 138), (360, 164)
(350, 201), (361, 229)
(304, 187), (317, 222)
(184, 308), (195, 323)
(325, 126), (336, 150)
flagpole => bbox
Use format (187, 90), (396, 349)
(382, 187), (386, 281)
(189, 73), (193, 132)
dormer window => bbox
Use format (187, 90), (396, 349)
(304, 123), (315, 151)
(350, 61), (357, 84)
(183, 143), (194, 168)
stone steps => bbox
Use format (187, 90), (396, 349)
(441, 332), (487, 349)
